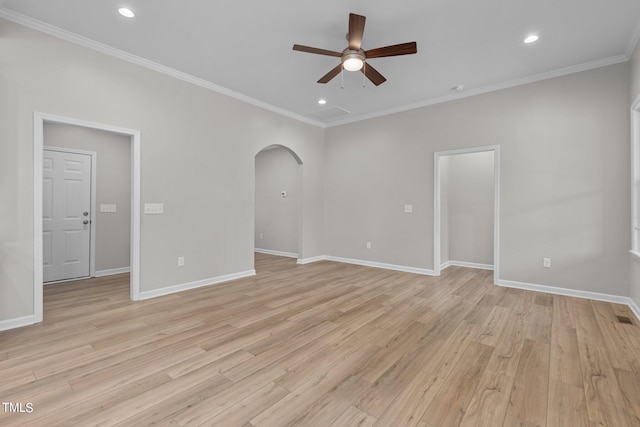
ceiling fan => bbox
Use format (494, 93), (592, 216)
(292, 13), (417, 86)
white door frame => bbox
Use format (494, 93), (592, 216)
(34, 112), (141, 323)
(43, 146), (98, 281)
(433, 145), (500, 282)
(630, 95), (640, 257)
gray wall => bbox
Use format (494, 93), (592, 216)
(325, 62), (630, 296)
(0, 16), (636, 325)
(0, 18), (325, 323)
(441, 151), (494, 267)
(255, 147), (300, 255)
(44, 122), (131, 273)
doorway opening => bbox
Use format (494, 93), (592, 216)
(33, 112), (141, 323)
(433, 145), (500, 281)
(254, 145), (303, 265)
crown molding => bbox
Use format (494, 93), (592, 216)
(326, 54), (629, 127)
(0, 8), (326, 129)
(0, 7), (635, 129)
(625, 18), (640, 59)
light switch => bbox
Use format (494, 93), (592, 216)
(404, 204), (413, 213)
(100, 204), (117, 213)
(144, 203), (164, 214)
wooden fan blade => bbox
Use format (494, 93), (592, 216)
(292, 44), (342, 57)
(361, 62), (386, 86)
(348, 13), (366, 50)
(318, 63), (343, 84)
(365, 42), (417, 59)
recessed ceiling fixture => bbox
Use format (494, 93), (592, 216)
(452, 85), (465, 92)
(292, 13), (418, 86)
(318, 99), (327, 105)
(118, 7), (135, 18)
(524, 34), (539, 44)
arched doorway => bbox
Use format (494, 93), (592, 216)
(254, 145), (303, 262)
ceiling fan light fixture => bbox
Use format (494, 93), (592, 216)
(343, 53), (364, 72)
(524, 34), (539, 44)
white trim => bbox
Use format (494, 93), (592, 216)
(497, 278), (630, 305)
(0, 315), (36, 332)
(34, 116), (44, 323)
(497, 278), (640, 321)
(324, 256), (435, 276)
(138, 270), (256, 300)
(254, 248), (298, 258)
(95, 267), (131, 277)
(433, 145), (500, 283)
(625, 17), (640, 59)
(629, 298), (640, 322)
(441, 260), (494, 271)
(0, 8), (324, 129)
(0, 9), (631, 130)
(34, 112), (142, 325)
(630, 250), (640, 263)
(433, 153), (440, 276)
(44, 276), (90, 285)
(631, 96), (640, 253)
(296, 256), (326, 265)
(326, 55), (628, 127)
(44, 146), (98, 278)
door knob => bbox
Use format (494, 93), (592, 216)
(83, 212), (89, 216)
(83, 220), (89, 225)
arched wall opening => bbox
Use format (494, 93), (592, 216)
(254, 144), (303, 261)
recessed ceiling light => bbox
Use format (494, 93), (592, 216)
(318, 99), (327, 105)
(524, 34), (539, 44)
(118, 7), (135, 18)
(452, 85), (465, 92)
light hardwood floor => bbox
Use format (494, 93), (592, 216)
(1, 253), (639, 426)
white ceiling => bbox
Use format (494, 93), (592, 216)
(2, 0), (640, 126)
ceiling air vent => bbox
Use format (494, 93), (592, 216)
(308, 106), (350, 121)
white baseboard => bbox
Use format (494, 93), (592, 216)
(497, 278), (640, 321)
(296, 256), (326, 265)
(0, 315), (36, 332)
(95, 267), (131, 277)
(139, 270), (256, 300)
(254, 248), (298, 258)
(324, 255), (435, 276)
(441, 260), (494, 271)
(296, 254), (436, 275)
(496, 278), (630, 304)
(629, 298), (640, 321)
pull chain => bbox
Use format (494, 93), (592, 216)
(362, 62), (366, 87)
(341, 65), (344, 89)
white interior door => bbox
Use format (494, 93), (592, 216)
(43, 149), (92, 282)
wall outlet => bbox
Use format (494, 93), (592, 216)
(281, 191), (287, 198)
(178, 256), (185, 267)
(543, 257), (551, 268)
(366, 242), (372, 249)
(144, 203), (164, 214)
(404, 204), (413, 213)
(259, 233), (264, 240)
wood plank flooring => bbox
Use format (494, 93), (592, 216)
(1, 253), (639, 426)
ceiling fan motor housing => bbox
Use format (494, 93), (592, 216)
(342, 49), (366, 71)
